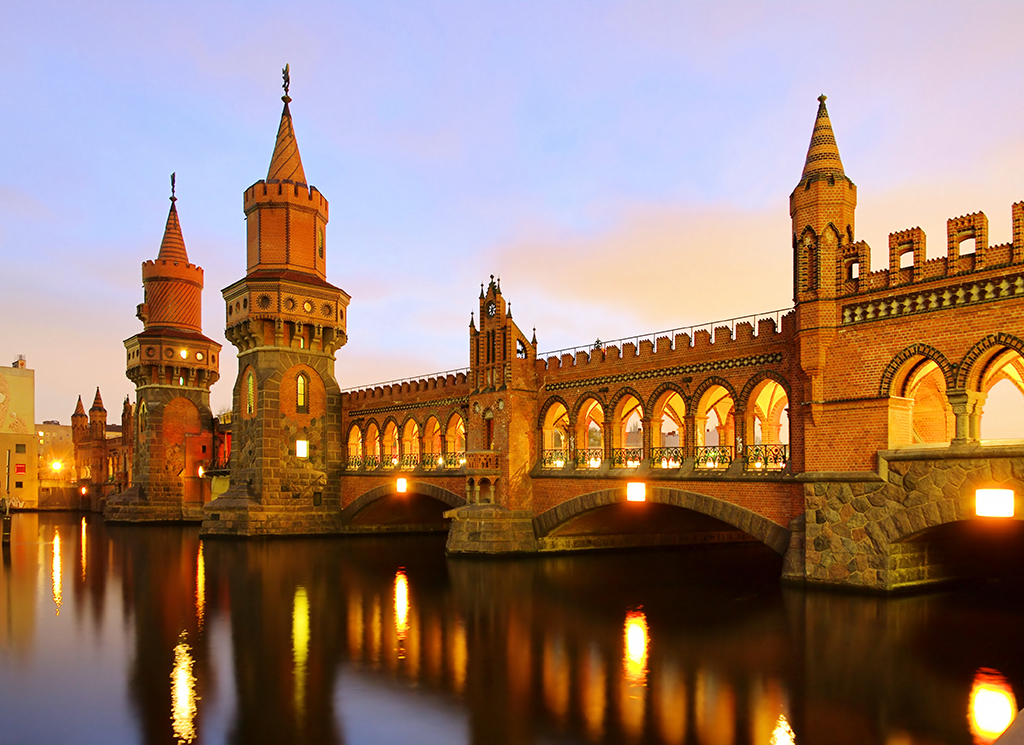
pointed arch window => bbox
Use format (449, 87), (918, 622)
(296, 373), (308, 413)
(246, 372), (256, 415)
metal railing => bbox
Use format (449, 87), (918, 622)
(340, 366), (471, 395)
(345, 455), (363, 471)
(744, 444), (789, 471)
(537, 307), (792, 362)
(399, 453), (419, 470)
(650, 447), (684, 469)
(441, 452), (466, 470)
(694, 445), (733, 469)
(575, 448), (605, 469)
(541, 449), (570, 469)
(420, 453), (441, 469)
(610, 448), (643, 468)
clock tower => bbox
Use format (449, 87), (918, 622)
(203, 67), (351, 536)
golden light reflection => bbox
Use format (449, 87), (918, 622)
(771, 714), (796, 745)
(624, 610), (648, 681)
(80, 517), (87, 581)
(580, 646), (606, 741)
(292, 586), (310, 721)
(195, 542), (205, 631)
(656, 663), (686, 745)
(51, 529), (62, 616)
(451, 619), (467, 695)
(171, 632), (198, 744)
(394, 570), (409, 652)
(970, 668), (1017, 744)
(543, 633), (570, 724)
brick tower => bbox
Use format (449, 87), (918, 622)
(203, 66), (350, 536)
(106, 177), (222, 522)
(792, 95), (857, 441)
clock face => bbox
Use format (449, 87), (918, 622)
(486, 301), (496, 318)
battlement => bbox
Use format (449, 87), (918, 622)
(535, 310), (794, 375)
(342, 370), (471, 405)
(836, 203), (1024, 301)
(141, 258), (204, 284)
(243, 180), (329, 217)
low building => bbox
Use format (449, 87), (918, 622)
(0, 356), (38, 509)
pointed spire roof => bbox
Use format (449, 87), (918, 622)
(267, 64), (306, 184)
(90, 387), (105, 412)
(157, 175), (189, 263)
(798, 95), (848, 185)
(73, 396), (86, 417)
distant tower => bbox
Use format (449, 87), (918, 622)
(109, 176), (222, 522)
(89, 387), (107, 441)
(204, 66), (350, 536)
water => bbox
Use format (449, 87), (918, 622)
(0, 512), (1021, 745)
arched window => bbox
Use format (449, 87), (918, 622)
(246, 372), (256, 415)
(296, 373), (308, 413)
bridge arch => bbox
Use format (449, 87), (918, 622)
(340, 481), (467, 525)
(533, 486), (790, 554)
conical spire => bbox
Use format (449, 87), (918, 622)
(74, 396), (86, 417)
(157, 174), (189, 263)
(90, 387), (105, 412)
(799, 95), (846, 185)
(267, 63), (307, 184)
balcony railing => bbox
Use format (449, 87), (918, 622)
(694, 445), (733, 469)
(420, 453), (441, 469)
(381, 455), (400, 470)
(611, 447), (643, 468)
(399, 453), (419, 470)
(541, 449), (570, 469)
(363, 455), (380, 470)
(744, 444), (789, 471)
(575, 448), (605, 469)
(346, 455), (363, 471)
(650, 447), (684, 469)
(440, 452), (466, 470)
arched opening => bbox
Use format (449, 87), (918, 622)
(444, 414), (466, 469)
(893, 519), (1024, 589)
(382, 421), (400, 469)
(400, 419), (420, 469)
(541, 401), (570, 469)
(296, 373), (308, 413)
(346, 425), (363, 469)
(695, 385), (735, 468)
(244, 369), (256, 417)
(979, 350), (1024, 441)
(611, 394), (643, 468)
(364, 422), (381, 469)
(897, 359), (953, 445)
(651, 390), (686, 469)
(575, 398), (604, 469)
(421, 416), (442, 468)
(745, 380), (789, 471)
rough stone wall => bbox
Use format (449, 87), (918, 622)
(798, 447), (1024, 590)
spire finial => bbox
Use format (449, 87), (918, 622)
(282, 63), (291, 103)
(818, 94), (827, 104)
(170, 172), (177, 203)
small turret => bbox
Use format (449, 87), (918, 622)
(89, 388), (107, 440)
(71, 396), (88, 445)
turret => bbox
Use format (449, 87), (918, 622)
(790, 95), (857, 304)
(71, 396), (88, 445)
(89, 387), (107, 440)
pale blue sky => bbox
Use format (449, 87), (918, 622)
(3, 1), (1023, 420)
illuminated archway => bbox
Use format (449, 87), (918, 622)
(422, 416), (442, 468)
(541, 399), (570, 468)
(889, 357), (953, 445)
(743, 378), (789, 470)
(444, 413), (466, 468)
(574, 397), (605, 469)
(693, 381), (736, 468)
(364, 422), (381, 469)
(400, 418), (420, 468)
(610, 392), (643, 468)
(650, 388), (686, 469)
(381, 420), (400, 468)
(347, 424), (362, 469)
(977, 349), (1024, 441)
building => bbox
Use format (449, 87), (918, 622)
(37, 419), (76, 508)
(71, 390), (132, 511)
(86, 78), (1024, 591)
(0, 356), (38, 508)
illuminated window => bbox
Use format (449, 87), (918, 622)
(296, 440), (309, 458)
(15, 464), (26, 475)
(179, 349), (188, 359)
(296, 373), (308, 413)
(318, 229), (324, 259)
(246, 372), (255, 415)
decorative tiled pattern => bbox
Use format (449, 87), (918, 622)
(543, 353), (784, 392)
(842, 273), (1024, 324)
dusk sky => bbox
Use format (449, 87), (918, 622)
(4, 1), (1024, 422)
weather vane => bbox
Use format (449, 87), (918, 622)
(282, 63), (291, 101)
(170, 172), (176, 202)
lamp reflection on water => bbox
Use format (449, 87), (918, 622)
(195, 542), (205, 631)
(171, 632), (198, 744)
(771, 714), (796, 745)
(51, 529), (62, 616)
(969, 668), (1017, 744)
(80, 517), (87, 581)
(624, 610), (648, 681)
(394, 570), (409, 659)
(293, 586), (310, 720)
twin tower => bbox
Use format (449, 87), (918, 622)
(105, 70), (350, 529)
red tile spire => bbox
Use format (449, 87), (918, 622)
(267, 63), (307, 184)
(799, 95), (847, 184)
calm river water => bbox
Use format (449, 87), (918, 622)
(0, 512), (1021, 745)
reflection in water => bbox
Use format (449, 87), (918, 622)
(623, 609), (648, 681)
(655, 662), (685, 745)
(969, 668), (1016, 744)
(772, 714), (796, 745)
(394, 569), (408, 656)
(195, 542), (205, 631)
(79, 517), (86, 581)
(51, 529), (61, 616)
(292, 585), (310, 721)
(697, 667), (736, 745)
(621, 609), (649, 741)
(580, 645), (607, 741)
(171, 632), (198, 744)
(451, 618), (467, 695)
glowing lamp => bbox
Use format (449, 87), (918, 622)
(51, 461), (63, 472)
(626, 482), (646, 502)
(179, 349), (187, 359)
(80, 486), (87, 496)
(295, 440), (309, 459)
(976, 488), (1014, 518)
(396, 477), (407, 493)
(197, 466), (204, 478)
(970, 668), (1016, 742)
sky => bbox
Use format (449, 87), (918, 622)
(3, 0), (1024, 422)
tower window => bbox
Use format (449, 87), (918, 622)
(246, 372), (256, 415)
(318, 229), (324, 259)
(297, 373), (308, 413)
